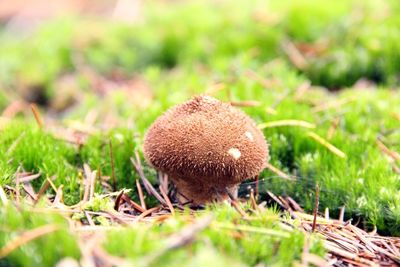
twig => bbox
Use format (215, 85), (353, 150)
(339, 206), (345, 222)
(130, 153), (166, 205)
(325, 208), (330, 220)
(0, 224), (59, 258)
(230, 100), (261, 107)
(137, 206), (160, 220)
(18, 172), (41, 183)
(83, 165), (92, 203)
(232, 199), (250, 219)
(327, 117), (340, 140)
(159, 173), (168, 195)
(282, 40), (308, 69)
(254, 175), (259, 200)
(264, 162), (294, 180)
(249, 189), (259, 212)
(15, 171), (20, 204)
(136, 179), (146, 210)
(266, 191), (286, 210)
(120, 194), (146, 213)
(376, 138), (400, 162)
(258, 120), (316, 129)
(109, 139), (117, 191)
(307, 131), (346, 158)
(84, 211), (95, 226)
(286, 196), (304, 212)
(312, 184), (320, 232)
(159, 186), (175, 216)
(46, 176), (58, 193)
(21, 184), (37, 201)
(53, 185), (64, 206)
(34, 179), (51, 205)
(114, 190), (124, 211)
(30, 104), (44, 128)
(324, 242), (376, 266)
(89, 170), (97, 201)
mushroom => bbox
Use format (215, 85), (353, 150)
(143, 95), (269, 204)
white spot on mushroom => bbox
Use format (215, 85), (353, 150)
(228, 148), (241, 160)
(245, 131), (254, 142)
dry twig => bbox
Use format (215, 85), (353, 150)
(0, 224), (59, 258)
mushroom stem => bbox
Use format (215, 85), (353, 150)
(172, 176), (238, 205)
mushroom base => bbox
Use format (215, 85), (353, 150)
(170, 176), (239, 205)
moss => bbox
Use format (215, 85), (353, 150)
(0, 121), (78, 187)
(0, 204), (80, 266)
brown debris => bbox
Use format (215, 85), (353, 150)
(282, 40), (308, 70)
(120, 193), (146, 213)
(33, 178), (51, 205)
(267, 196), (400, 267)
(136, 179), (146, 210)
(377, 138), (400, 162)
(327, 117), (341, 140)
(30, 103), (44, 128)
(230, 100), (261, 107)
(108, 139), (117, 191)
(1, 100), (29, 118)
(311, 184), (320, 232)
(264, 162), (294, 180)
(159, 186), (175, 216)
(130, 153), (166, 205)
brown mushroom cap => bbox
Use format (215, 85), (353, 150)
(143, 95), (269, 203)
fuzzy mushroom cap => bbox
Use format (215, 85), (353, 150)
(143, 96), (269, 187)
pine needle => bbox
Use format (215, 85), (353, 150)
(30, 104), (44, 128)
(0, 224), (59, 258)
(258, 120), (316, 129)
(307, 131), (346, 158)
(212, 222), (290, 238)
(264, 162), (294, 180)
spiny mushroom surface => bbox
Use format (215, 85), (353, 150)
(143, 95), (269, 204)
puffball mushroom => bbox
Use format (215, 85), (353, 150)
(143, 95), (269, 204)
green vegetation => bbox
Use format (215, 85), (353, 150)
(1, 201), (324, 266)
(1, 0), (400, 265)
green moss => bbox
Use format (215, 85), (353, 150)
(0, 121), (78, 187)
(0, 204), (80, 266)
(103, 205), (324, 266)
